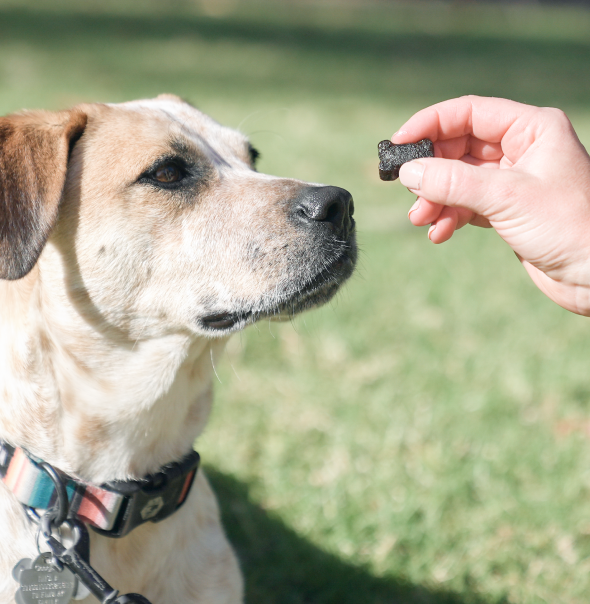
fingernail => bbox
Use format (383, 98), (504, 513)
(392, 129), (408, 140)
(428, 224), (436, 241)
(399, 160), (424, 191)
(408, 198), (421, 218)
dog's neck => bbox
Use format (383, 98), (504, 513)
(0, 262), (226, 485)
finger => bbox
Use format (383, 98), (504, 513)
(469, 214), (492, 228)
(455, 207), (476, 230)
(399, 157), (526, 217)
(410, 201), (487, 231)
(409, 198), (482, 230)
(428, 206), (459, 244)
(392, 95), (536, 145)
(435, 136), (503, 161)
(433, 135), (470, 160)
(408, 197), (445, 226)
(460, 155), (501, 169)
(468, 138), (503, 161)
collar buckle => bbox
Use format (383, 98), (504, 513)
(92, 450), (200, 538)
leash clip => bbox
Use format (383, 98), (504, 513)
(31, 462), (154, 604)
(39, 517), (152, 604)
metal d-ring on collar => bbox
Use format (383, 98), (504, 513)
(34, 461), (71, 570)
(22, 461), (70, 528)
(39, 461), (70, 526)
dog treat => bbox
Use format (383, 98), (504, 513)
(378, 139), (434, 181)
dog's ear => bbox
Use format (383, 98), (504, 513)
(0, 109), (87, 280)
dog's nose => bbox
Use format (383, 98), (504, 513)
(292, 186), (354, 236)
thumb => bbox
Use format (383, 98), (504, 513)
(399, 158), (518, 218)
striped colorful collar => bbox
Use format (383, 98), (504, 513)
(0, 441), (199, 538)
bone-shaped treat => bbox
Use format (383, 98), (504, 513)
(378, 139), (434, 181)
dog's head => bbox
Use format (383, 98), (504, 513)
(0, 95), (356, 338)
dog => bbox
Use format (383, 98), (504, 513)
(0, 94), (356, 603)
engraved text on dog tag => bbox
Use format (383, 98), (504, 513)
(13, 552), (77, 604)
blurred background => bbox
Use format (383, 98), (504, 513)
(2, 1), (590, 602)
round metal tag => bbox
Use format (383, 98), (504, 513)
(13, 552), (77, 604)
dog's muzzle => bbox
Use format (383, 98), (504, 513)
(200, 184), (357, 333)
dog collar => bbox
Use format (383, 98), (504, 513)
(0, 441), (199, 538)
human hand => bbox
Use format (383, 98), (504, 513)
(393, 95), (590, 316)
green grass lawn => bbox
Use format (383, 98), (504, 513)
(2, 1), (590, 602)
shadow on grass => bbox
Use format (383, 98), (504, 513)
(206, 468), (503, 604)
(0, 5), (589, 108)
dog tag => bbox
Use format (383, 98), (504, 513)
(13, 553), (77, 604)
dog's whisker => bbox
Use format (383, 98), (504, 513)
(210, 346), (223, 385)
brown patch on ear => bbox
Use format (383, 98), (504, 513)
(0, 108), (87, 280)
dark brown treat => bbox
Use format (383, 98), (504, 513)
(378, 139), (434, 181)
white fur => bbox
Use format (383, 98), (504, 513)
(0, 96), (354, 603)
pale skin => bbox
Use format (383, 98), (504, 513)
(392, 95), (590, 317)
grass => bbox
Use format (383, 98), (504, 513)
(2, 1), (590, 602)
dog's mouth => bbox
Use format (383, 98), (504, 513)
(200, 248), (355, 334)
(202, 311), (253, 331)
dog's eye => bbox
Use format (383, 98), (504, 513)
(139, 158), (190, 189)
(154, 163), (182, 184)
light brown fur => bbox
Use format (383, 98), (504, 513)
(0, 95), (356, 603)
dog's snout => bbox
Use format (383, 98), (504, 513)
(292, 186), (354, 236)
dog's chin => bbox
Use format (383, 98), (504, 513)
(199, 250), (356, 335)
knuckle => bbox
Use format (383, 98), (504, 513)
(435, 162), (462, 205)
(542, 106), (572, 129)
(544, 106), (568, 120)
